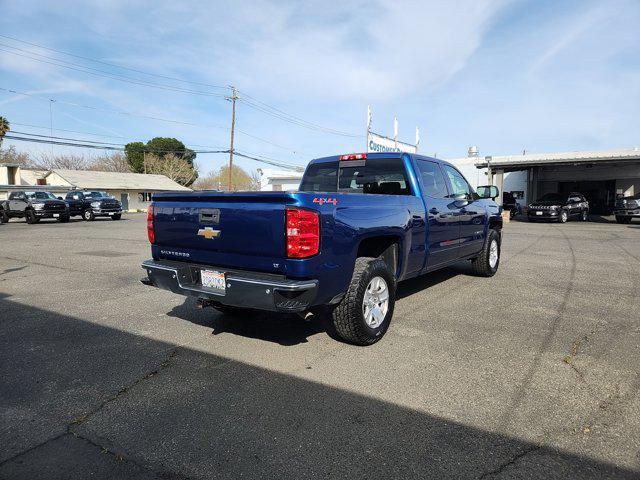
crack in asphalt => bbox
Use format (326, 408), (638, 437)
(478, 445), (542, 479)
(0, 347), (182, 476)
(497, 226), (577, 431)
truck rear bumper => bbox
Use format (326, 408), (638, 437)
(141, 259), (318, 312)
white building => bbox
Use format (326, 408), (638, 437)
(0, 165), (191, 211)
(258, 168), (304, 191)
(448, 147), (640, 213)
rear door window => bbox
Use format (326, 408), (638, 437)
(415, 159), (448, 198)
(338, 157), (411, 195)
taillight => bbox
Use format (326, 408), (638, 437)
(286, 208), (319, 258)
(147, 204), (155, 244)
(339, 153), (367, 161)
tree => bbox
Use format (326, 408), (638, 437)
(90, 152), (131, 173)
(0, 145), (31, 166)
(145, 153), (198, 186)
(146, 137), (195, 162)
(124, 142), (146, 173)
(124, 137), (198, 184)
(35, 152), (92, 170)
(193, 165), (260, 191)
(0, 116), (10, 149)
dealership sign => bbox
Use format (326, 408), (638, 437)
(366, 106), (419, 154)
(367, 131), (417, 154)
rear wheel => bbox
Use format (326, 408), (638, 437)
(616, 216), (632, 224)
(57, 214), (70, 223)
(331, 257), (395, 346)
(25, 210), (39, 224)
(82, 209), (95, 221)
(471, 229), (500, 277)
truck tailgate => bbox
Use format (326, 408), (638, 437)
(153, 192), (287, 261)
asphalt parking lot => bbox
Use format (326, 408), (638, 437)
(0, 214), (639, 479)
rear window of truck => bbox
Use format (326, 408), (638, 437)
(300, 157), (411, 195)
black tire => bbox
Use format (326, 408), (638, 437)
(57, 215), (70, 223)
(25, 209), (39, 224)
(331, 257), (396, 346)
(559, 210), (568, 223)
(83, 209), (95, 221)
(581, 210), (588, 221)
(471, 229), (501, 277)
(616, 216), (632, 224)
(0, 210), (8, 223)
(111, 213), (122, 220)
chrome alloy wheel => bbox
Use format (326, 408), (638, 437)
(489, 239), (499, 269)
(362, 276), (389, 328)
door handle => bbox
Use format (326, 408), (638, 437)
(429, 207), (440, 215)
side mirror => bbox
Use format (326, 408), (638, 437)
(477, 185), (499, 199)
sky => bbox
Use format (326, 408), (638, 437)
(0, 0), (639, 175)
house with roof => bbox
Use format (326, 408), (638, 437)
(0, 165), (191, 211)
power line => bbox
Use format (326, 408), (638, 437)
(5, 134), (304, 170)
(238, 91), (362, 138)
(0, 45), (228, 98)
(11, 122), (228, 151)
(11, 130), (126, 146)
(0, 87), (307, 155)
(0, 35), (362, 139)
(11, 122), (128, 140)
(230, 151), (304, 171)
(0, 33), (229, 90)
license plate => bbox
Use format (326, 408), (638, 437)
(201, 269), (226, 294)
(536, 211), (543, 216)
(53, 213), (59, 218)
(108, 212), (114, 215)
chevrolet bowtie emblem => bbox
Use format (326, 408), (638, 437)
(197, 227), (221, 239)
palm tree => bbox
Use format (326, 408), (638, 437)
(0, 116), (9, 149)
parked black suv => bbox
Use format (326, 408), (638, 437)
(1, 190), (70, 224)
(527, 192), (589, 223)
(614, 193), (640, 224)
(65, 190), (123, 221)
(502, 191), (520, 219)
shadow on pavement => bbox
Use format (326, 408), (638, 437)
(168, 266), (469, 345)
(0, 293), (637, 479)
(168, 296), (328, 346)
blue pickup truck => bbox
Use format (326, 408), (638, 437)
(142, 152), (503, 345)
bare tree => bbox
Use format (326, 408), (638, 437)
(35, 152), (92, 170)
(0, 145), (32, 166)
(90, 152), (131, 173)
(145, 153), (198, 186)
(193, 165), (260, 191)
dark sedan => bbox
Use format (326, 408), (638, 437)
(527, 192), (589, 223)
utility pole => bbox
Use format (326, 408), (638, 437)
(226, 86), (238, 191)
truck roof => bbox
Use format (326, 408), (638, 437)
(308, 152), (450, 167)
